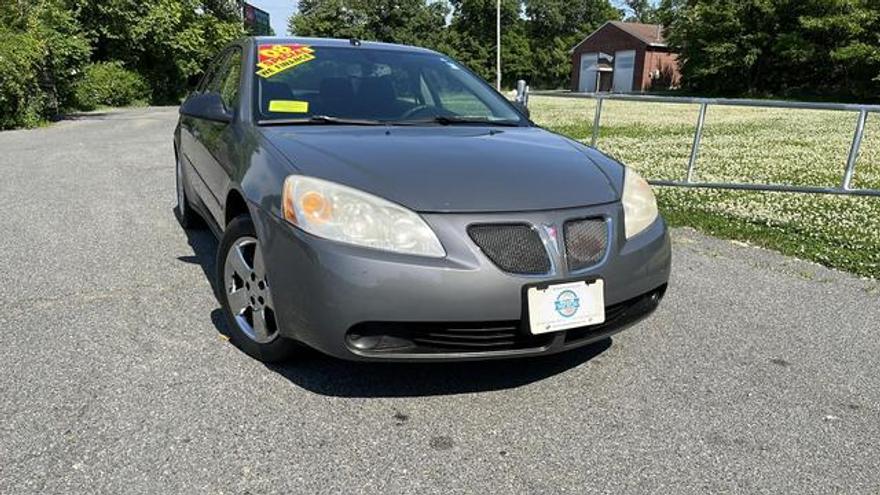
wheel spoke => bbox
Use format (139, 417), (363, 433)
(251, 308), (269, 341)
(226, 246), (252, 278)
(224, 236), (277, 344)
(227, 288), (249, 315)
(253, 246), (266, 279)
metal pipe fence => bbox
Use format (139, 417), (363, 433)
(530, 91), (880, 198)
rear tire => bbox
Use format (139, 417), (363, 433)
(175, 153), (203, 229)
(217, 215), (299, 363)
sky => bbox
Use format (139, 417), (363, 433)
(249, 0), (298, 36)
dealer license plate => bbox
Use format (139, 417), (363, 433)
(527, 280), (605, 335)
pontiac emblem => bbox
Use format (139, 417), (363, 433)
(542, 224), (560, 255)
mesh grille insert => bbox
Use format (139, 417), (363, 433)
(468, 224), (551, 275)
(564, 218), (607, 271)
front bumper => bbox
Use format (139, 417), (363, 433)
(254, 201), (671, 361)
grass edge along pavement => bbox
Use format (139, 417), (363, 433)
(529, 95), (880, 280)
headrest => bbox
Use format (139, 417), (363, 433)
(319, 77), (354, 100)
(359, 77), (396, 104)
(261, 81), (293, 101)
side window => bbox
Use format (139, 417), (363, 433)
(201, 52), (229, 93)
(219, 48), (243, 108)
(423, 66), (493, 118)
(419, 74), (435, 107)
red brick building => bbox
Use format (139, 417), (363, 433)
(570, 21), (680, 93)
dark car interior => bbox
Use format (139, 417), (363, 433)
(253, 47), (518, 123)
(260, 75), (430, 120)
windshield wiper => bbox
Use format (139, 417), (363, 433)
(258, 115), (385, 126)
(390, 116), (522, 127)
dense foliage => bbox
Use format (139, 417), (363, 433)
(4, 0), (880, 130)
(289, 0), (621, 89)
(74, 61), (151, 110)
(0, 29), (48, 129)
(666, 0), (880, 99)
(291, 0), (880, 100)
(0, 0), (242, 129)
(0, 0), (90, 128)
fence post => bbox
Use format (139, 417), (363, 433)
(842, 110), (868, 190)
(686, 103), (708, 183)
(591, 97), (603, 147)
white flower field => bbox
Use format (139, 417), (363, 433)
(530, 95), (880, 278)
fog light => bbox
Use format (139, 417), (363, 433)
(348, 335), (381, 351)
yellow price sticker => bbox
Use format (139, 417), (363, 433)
(268, 100), (309, 113)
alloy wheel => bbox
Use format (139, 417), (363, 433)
(224, 237), (278, 344)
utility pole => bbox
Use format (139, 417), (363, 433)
(496, 0), (501, 91)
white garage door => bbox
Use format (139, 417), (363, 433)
(613, 50), (636, 93)
(578, 53), (599, 93)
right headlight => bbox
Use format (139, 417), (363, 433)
(622, 168), (659, 239)
(281, 175), (446, 258)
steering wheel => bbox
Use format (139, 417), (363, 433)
(398, 105), (435, 120)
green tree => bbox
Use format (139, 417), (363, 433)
(623, 0), (658, 23)
(69, 0), (243, 103)
(667, 0), (880, 98)
(33, 0), (93, 111)
(289, 0), (451, 51)
(654, 0), (684, 27)
(524, 0), (621, 88)
(0, 0), (90, 128)
(288, 0), (619, 88)
(798, 0), (880, 98)
(447, 0), (523, 84)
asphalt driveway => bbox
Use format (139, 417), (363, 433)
(1, 107), (878, 494)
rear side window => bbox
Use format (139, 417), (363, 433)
(219, 48), (243, 108)
(199, 52), (228, 93)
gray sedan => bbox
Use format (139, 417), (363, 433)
(174, 37), (671, 362)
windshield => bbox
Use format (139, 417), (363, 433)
(253, 43), (526, 125)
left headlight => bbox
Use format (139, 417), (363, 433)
(282, 175), (446, 258)
(622, 168), (659, 239)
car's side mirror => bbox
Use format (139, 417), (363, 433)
(180, 92), (232, 123)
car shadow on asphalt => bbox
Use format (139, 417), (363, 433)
(178, 224), (220, 294)
(265, 339), (611, 398)
(179, 216), (612, 398)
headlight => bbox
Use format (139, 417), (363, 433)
(622, 168), (659, 239)
(281, 175), (445, 258)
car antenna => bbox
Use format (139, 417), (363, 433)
(349, 38), (361, 47)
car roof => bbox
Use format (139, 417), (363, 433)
(249, 36), (439, 55)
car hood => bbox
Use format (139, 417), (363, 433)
(261, 125), (619, 213)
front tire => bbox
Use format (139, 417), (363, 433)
(217, 215), (299, 363)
